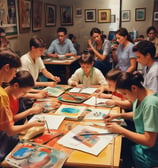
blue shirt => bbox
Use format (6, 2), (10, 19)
(47, 38), (77, 55)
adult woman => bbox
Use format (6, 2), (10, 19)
(88, 27), (112, 75)
(104, 71), (158, 167)
(114, 27), (137, 72)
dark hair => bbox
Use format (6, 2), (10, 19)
(0, 28), (6, 37)
(133, 40), (156, 59)
(90, 27), (105, 42)
(146, 26), (157, 34)
(115, 71), (144, 90)
(116, 27), (133, 43)
(57, 27), (67, 35)
(29, 36), (46, 49)
(68, 34), (75, 40)
(0, 48), (21, 69)
(106, 68), (122, 81)
(79, 50), (94, 64)
(10, 70), (35, 88)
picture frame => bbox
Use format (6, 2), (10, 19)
(135, 8), (146, 21)
(0, 0), (18, 38)
(75, 8), (82, 17)
(60, 6), (73, 26)
(98, 9), (111, 23)
(85, 9), (96, 22)
(121, 10), (130, 22)
(45, 3), (56, 26)
(32, 0), (43, 31)
(18, 0), (31, 33)
(154, 12), (158, 21)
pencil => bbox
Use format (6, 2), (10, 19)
(45, 120), (50, 133)
(79, 133), (115, 136)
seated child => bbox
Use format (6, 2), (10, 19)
(98, 68), (132, 110)
(68, 50), (107, 91)
(5, 70), (43, 124)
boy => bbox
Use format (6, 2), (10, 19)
(68, 50), (107, 89)
(0, 49), (44, 162)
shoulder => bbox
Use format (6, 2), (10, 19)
(21, 53), (29, 61)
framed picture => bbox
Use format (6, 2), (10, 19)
(32, 0), (43, 31)
(154, 12), (158, 21)
(98, 9), (111, 23)
(45, 3), (56, 26)
(18, 0), (31, 33)
(75, 8), (82, 17)
(85, 9), (96, 22)
(111, 15), (116, 23)
(60, 6), (73, 26)
(135, 8), (146, 21)
(121, 10), (130, 22)
(0, 0), (18, 38)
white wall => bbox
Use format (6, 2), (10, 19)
(7, 0), (154, 55)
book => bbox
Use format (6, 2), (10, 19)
(5, 142), (68, 168)
(69, 87), (98, 94)
(55, 104), (86, 120)
(43, 87), (65, 97)
(58, 125), (116, 156)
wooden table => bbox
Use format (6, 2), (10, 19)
(43, 56), (80, 84)
(2, 87), (122, 168)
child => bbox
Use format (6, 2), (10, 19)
(20, 36), (60, 87)
(5, 70), (43, 123)
(104, 71), (158, 167)
(97, 68), (132, 110)
(68, 50), (107, 90)
(0, 49), (44, 162)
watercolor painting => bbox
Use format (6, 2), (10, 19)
(55, 104), (86, 119)
(73, 129), (99, 147)
(5, 142), (68, 168)
(43, 87), (64, 97)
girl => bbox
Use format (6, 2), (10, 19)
(114, 27), (137, 72)
(104, 71), (158, 168)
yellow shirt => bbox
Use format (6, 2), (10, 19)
(0, 86), (14, 131)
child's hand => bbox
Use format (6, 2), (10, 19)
(106, 122), (123, 134)
(47, 82), (57, 87)
(104, 113), (121, 123)
(30, 120), (45, 127)
(71, 81), (78, 87)
(53, 76), (61, 83)
(30, 105), (43, 115)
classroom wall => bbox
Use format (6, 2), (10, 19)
(7, 0), (154, 55)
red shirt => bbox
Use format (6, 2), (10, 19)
(8, 94), (19, 115)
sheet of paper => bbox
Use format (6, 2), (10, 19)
(69, 87), (98, 94)
(58, 125), (116, 156)
(83, 96), (110, 106)
(29, 114), (65, 130)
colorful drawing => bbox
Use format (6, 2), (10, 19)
(43, 86), (65, 97)
(73, 129), (99, 147)
(5, 142), (68, 168)
(55, 104), (86, 119)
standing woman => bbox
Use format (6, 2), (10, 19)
(114, 27), (137, 72)
(104, 72), (158, 167)
(88, 27), (112, 75)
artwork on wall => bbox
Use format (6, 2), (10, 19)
(18, 0), (31, 33)
(98, 9), (111, 23)
(45, 3), (56, 26)
(154, 12), (158, 21)
(75, 8), (82, 17)
(32, 0), (43, 31)
(60, 6), (73, 26)
(135, 8), (146, 21)
(0, 0), (18, 38)
(121, 10), (130, 22)
(85, 9), (96, 22)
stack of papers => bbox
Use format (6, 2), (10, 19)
(69, 87), (98, 94)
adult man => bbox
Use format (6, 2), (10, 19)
(47, 27), (77, 57)
(146, 26), (158, 58)
(133, 40), (158, 93)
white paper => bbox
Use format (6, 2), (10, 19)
(58, 125), (115, 156)
(29, 114), (65, 130)
(84, 107), (111, 120)
(69, 87), (98, 94)
(84, 96), (110, 106)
